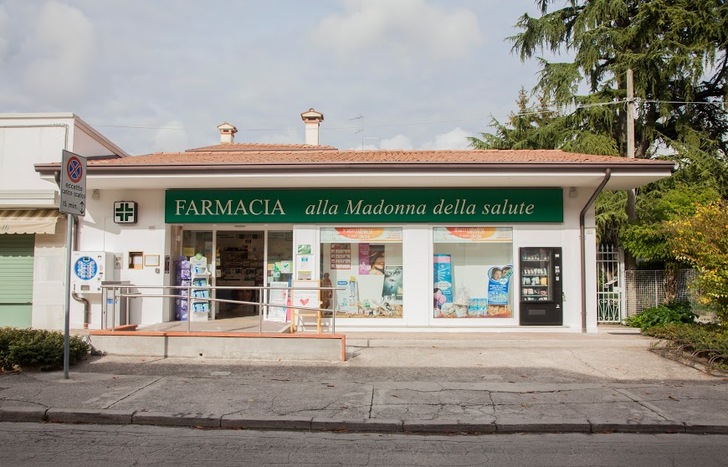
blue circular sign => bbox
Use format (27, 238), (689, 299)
(74, 256), (98, 280)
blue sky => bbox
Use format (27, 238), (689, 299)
(0, 0), (547, 154)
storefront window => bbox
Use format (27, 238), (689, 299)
(321, 227), (403, 318)
(433, 227), (514, 319)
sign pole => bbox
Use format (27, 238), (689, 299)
(63, 214), (74, 379)
(59, 150), (86, 380)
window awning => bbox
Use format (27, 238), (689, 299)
(0, 209), (60, 235)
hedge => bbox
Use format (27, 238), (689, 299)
(0, 327), (90, 372)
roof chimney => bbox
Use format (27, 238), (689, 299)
(300, 108), (324, 145)
(217, 122), (237, 144)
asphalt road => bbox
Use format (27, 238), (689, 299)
(2, 422), (726, 466)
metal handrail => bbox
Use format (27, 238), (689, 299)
(100, 283), (342, 334)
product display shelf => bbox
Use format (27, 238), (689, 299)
(189, 270), (211, 321)
(175, 257), (191, 321)
(219, 247), (263, 283)
(188, 255), (211, 321)
(520, 256), (551, 303)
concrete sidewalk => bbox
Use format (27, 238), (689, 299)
(1, 326), (727, 434)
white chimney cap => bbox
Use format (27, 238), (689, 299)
(300, 108), (324, 122)
(301, 108), (324, 145)
(217, 122), (238, 144)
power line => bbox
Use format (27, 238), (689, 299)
(91, 99), (725, 134)
(641, 99), (726, 106)
(92, 119), (472, 133)
(509, 98), (725, 119)
(93, 124), (187, 130)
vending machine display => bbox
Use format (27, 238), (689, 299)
(71, 251), (115, 294)
(519, 247), (563, 325)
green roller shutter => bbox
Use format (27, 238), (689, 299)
(0, 234), (34, 327)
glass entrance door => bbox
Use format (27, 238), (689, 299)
(177, 228), (294, 321)
(266, 231), (293, 286)
(216, 231), (264, 317)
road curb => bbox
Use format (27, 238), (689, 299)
(495, 420), (591, 433)
(0, 406), (48, 423)
(46, 408), (133, 425)
(132, 411), (221, 428)
(589, 422), (685, 434)
(684, 423), (728, 434)
(221, 414), (312, 431)
(4, 407), (728, 435)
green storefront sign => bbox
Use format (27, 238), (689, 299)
(165, 188), (563, 224)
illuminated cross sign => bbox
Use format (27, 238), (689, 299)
(114, 201), (138, 224)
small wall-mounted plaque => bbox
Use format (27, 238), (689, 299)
(129, 251), (143, 269)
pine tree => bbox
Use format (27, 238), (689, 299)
(473, 0), (728, 265)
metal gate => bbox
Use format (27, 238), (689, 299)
(597, 244), (623, 322)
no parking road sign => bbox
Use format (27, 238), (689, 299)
(60, 150), (87, 216)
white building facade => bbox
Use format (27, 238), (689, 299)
(33, 111), (674, 334)
(0, 113), (127, 328)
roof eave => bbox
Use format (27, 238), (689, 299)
(34, 161), (677, 176)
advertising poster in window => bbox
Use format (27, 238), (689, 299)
(382, 265), (403, 300)
(267, 281), (289, 323)
(358, 243), (369, 274)
(433, 254), (453, 317)
(321, 227), (402, 243)
(297, 254), (313, 280)
(330, 243), (351, 270)
(434, 227), (512, 243)
(291, 280), (320, 311)
(368, 245), (385, 275)
(336, 277), (359, 314)
(485, 265), (513, 318)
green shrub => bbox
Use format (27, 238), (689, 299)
(0, 327), (90, 372)
(624, 300), (697, 331)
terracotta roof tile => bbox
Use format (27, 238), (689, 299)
(185, 142), (338, 152)
(87, 149), (667, 166)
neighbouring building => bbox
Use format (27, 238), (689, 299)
(0, 113), (127, 328)
(33, 109), (674, 333)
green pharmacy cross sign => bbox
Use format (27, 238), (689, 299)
(114, 201), (138, 224)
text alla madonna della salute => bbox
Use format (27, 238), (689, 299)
(173, 197), (537, 218)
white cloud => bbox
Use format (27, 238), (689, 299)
(0, 6), (9, 64)
(311, 0), (482, 62)
(0, 1), (542, 155)
(153, 121), (188, 153)
(22, 1), (98, 102)
(420, 127), (472, 150)
(258, 129), (302, 145)
(380, 134), (413, 150)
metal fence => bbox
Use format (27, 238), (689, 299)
(624, 269), (700, 317)
(100, 283), (342, 334)
(597, 244), (623, 322)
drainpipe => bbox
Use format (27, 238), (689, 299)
(579, 169), (611, 333)
(71, 215), (91, 329)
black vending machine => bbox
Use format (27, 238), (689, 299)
(519, 247), (563, 325)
